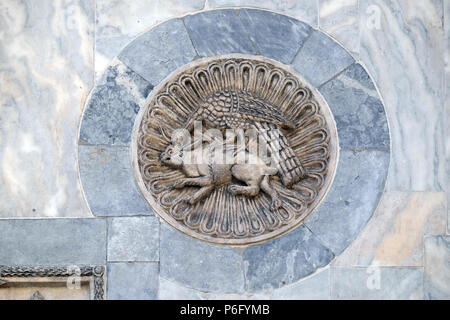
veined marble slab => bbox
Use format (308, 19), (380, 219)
(445, 0), (450, 232)
(272, 268), (330, 300)
(158, 277), (271, 300)
(331, 267), (423, 299)
(359, 0), (445, 191)
(95, 0), (205, 77)
(424, 236), (450, 299)
(319, 0), (359, 57)
(334, 192), (447, 267)
(0, 0), (94, 217)
(208, 0), (318, 27)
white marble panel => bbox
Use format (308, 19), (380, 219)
(359, 0), (445, 191)
(0, 0), (95, 217)
(95, 0), (205, 77)
(319, 0), (359, 56)
(208, 0), (318, 27)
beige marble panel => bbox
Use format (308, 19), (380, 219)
(334, 192), (447, 266)
(0, 0), (94, 217)
(0, 277), (91, 300)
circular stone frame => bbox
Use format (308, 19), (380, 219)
(78, 8), (390, 292)
(132, 54), (339, 246)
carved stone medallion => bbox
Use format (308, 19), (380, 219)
(132, 55), (338, 245)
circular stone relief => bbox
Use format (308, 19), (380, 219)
(132, 54), (338, 245)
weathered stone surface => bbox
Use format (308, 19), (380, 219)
(78, 145), (153, 216)
(424, 236), (450, 299)
(360, 0), (445, 192)
(158, 277), (271, 300)
(160, 223), (245, 293)
(243, 226), (334, 292)
(107, 217), (159, 262)
(292, 30), (354, 87)
(107, 262), (158, 300)
(272, 268), (330, 300)
(80, 61), (152, 146)
(0, 0), (94, 218)
(208, 0), (318, 27)
(305, 149), (389, 254)
(239, 9), (312, 64)
(319, 63), (389, 149)
(319, 0), (359, 56)
(331, 267), (423, 300)
(95, 0), (205, 77)
(334, 192), (447, 267)
(184, 9), (256, 57)
(0, 219), (106, 265)
(118, 18), (196, 85)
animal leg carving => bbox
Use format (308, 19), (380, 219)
(261, 176), (281, 210)
(188, 185), (215, 204)
(174, 177), (212, 189)
(228, 184), (260, 197)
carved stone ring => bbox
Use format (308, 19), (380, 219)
(132, 54), (339, 245)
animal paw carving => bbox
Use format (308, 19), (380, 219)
(270, 198), (282, 211)
(173, 180), (186, 189)
(227, 185), (242, 195)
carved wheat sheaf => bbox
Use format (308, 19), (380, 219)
(134, 56), (337, 245)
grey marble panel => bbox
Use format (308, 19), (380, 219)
(331, 267), (423, 300)
(118, 18), (196, 85)
(0, 219), (106, 265)
(208, 0), (318, 27)
(243, 226), (334, 292)
(107, 217), (160, 262)
(107, 262), (159, 300)
(319, 63), (389, 149)
(272, 268), (330, 300)
(239, 9), (312, 64)
(79, 60), (153, 146)
(305, 149), (389, 255)
(292, 29), (354, 87)
(160, 223), (245, 293)
(183, 9), (256, 57)
(359, 0), (445, 191)
(424, 236), (450, 299)
(78, 145), (153, 216)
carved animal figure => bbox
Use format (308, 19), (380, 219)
(160, 138), (282, 210)
(184, 89), (307, 188)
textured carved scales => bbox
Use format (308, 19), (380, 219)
(134, 56), (337, 245)
(186, 89), (307, 187)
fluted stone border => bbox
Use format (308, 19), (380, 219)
(0, 265), (106, 300)
(78, 8), (390, 292)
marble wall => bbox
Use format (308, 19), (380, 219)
(0, 0), (448, 299)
